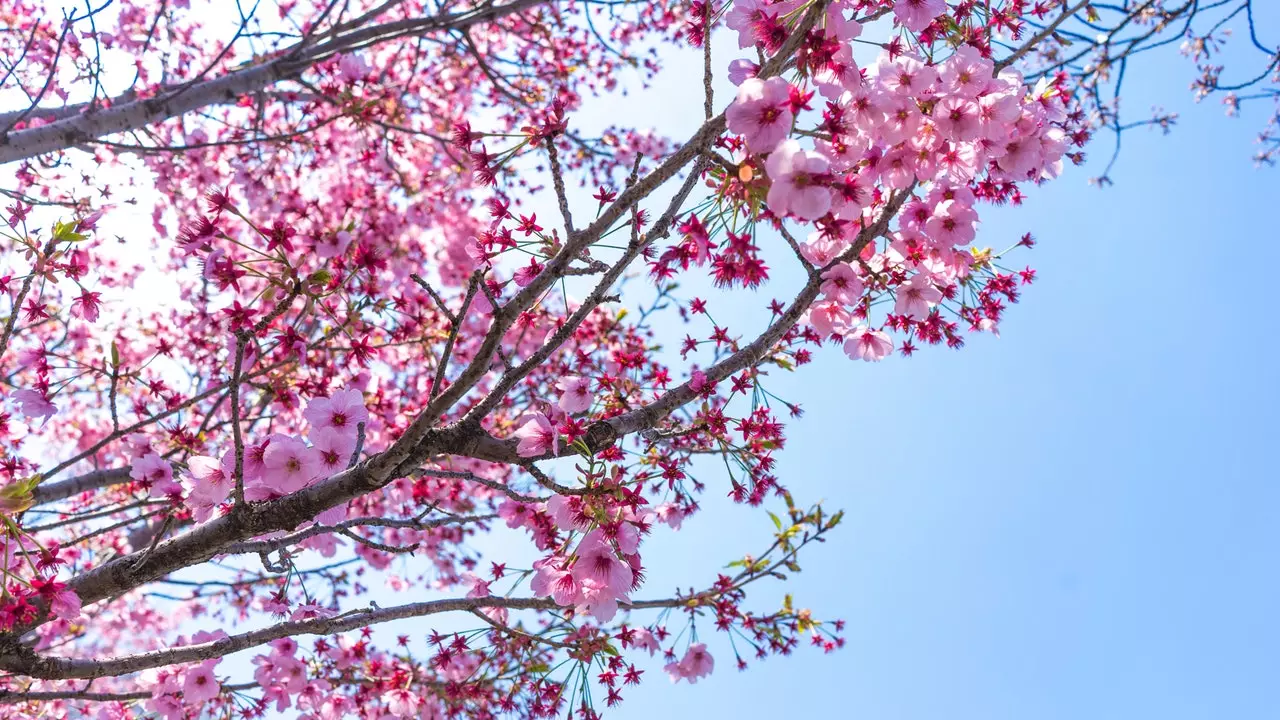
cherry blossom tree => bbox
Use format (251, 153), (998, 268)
(0, 0), (1273, 717)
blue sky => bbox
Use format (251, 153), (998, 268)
(567, 17), (1280, 720)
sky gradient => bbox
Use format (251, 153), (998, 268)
(572, 20), (1280, 720)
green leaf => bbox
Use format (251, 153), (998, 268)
(53, 219), (88, 243)
(767, 510), (782, 531)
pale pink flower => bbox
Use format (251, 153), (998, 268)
(765, 140), (833, 220)
(806, 300), (851, 338)
(311, 427), (356, 475)
(50, 588), (81, 620)
(12, 389), (55, 422)
(801, 233), (849, 266)
(727, 59), (759, 86)
(303, 389), (368, 435)
(654, 502), (684, 530)
(925, 200), (978, 247)
(185, 455), (232, 518)
(941, 45), (992, 98)
(631, 627), (660, 655)
(814, 46), (862, 99)
(544, 495), (585, 530)
(572, 530), (633, 597)
(726, 77), (794, 154)
(497, 499), (534, 529)
(724, 0), (765, 48)
(894, 273), (944, 319)
(383, 688), (421, 718)
(530, 558), (579, 606)
(513, 413), (558, 458)
(182, 660), (220, 705)
(878, 56), (939, 98)
(337, 53), (370, 82)
(666, 643), (715, 684)
(933, 96), (982, 141)
(844, 326), (894, 362)
(315, 230), (352, 259)
(262, 436), (323, 493)
(577, 578), (621, 622)
(894, 0), (947, 33)
(820, 263), (864, 305)
(555, 375), (593, 414)
(133, 453), (181, 498)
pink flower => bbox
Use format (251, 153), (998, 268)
(665, 643), (715, 684)
(337, 53), (370, 82)
(894, 0), (947, 33)
(12, 389), (56, 422)
(496, 499), (533, 529)
(50, 588), (81, 620)
(577, 578), (621, 622)
(555, 375), (593, 414)
(814, 46), (862, 99)
(383, 688), (421, 718)
(262, 436), (323, 493)
(653, 502), (684, 530)
(316, 230), (352, 259)
(303, 389), (368, 435)
(820, 263), (864, 305)
(894, 273), (943, 319)
(571, 530), (633, 597)
(941, 45), (992, 98)
(132, 453), (181, 498)
(71, 290), (102, 322)
(726, 77), (794, 154)
(844, 326), (894, 362)
(530, 558), (579, 606)
(765, 140), (833, 220)
(924, 200), (978, 246)
(724, 0), (765, 48)
(544, 495), (586, 530)
(182, 660), (221, 705)
(185, 455), (231, 518)
(513, 258), (543, 287)
(933, 96), (982, 141)
(513, 413), (558, 458)
(311, 427), (356, 475)
(631, 627), (661, 655)
(727, 59), (759, 86)
(807, 300), (851, 337)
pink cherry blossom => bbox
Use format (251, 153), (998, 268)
(262, 436), (323, 493)
(894, 0), (947, 32)
(555, 375), (593, 413)
(572, 530), (633, 598)
(182, 660), (221, 705)
(531, 558), (580, 606)
(311, 427), (356, 475)
(513, 413), (558, 458)
(132, 452), (181, 498)
(303, 389), (369, 435)
(894, 273), (944, 319)
(665, 643), (715, 684)
(11, 388), (55, 422)
(844, 326), (894, 362)
(726, 77), (794, 154)
(383, 688), (421, 718)
(765, 140), (833, 220)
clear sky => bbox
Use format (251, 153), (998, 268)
(561, 18), (1280, 720)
